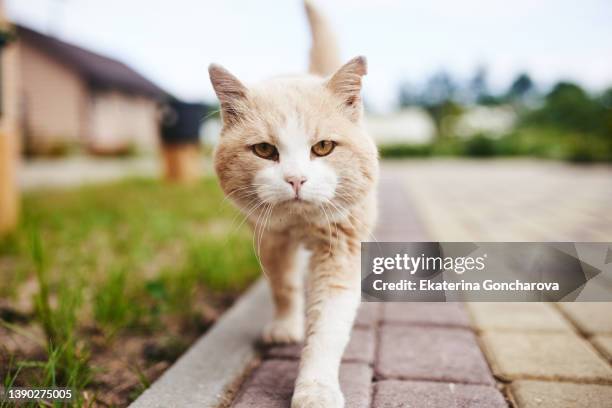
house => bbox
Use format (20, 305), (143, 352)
(160, 99), (210, 182)
(11, 24), (168, 155)
(366, 108), (436, 146)
(454, 105), (517, 138)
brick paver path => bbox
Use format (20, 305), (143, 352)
(230, 160), (612, 407)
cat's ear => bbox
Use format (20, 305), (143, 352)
(326, 56), (367, 120)
(208, 64), (249, 126)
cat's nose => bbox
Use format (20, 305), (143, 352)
(285, 176), (307, 196)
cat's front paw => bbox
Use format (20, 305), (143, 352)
(291, 380), (344, 408)
(262, 317), (304, 344)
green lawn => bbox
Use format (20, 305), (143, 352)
(0, 178), (259, 406)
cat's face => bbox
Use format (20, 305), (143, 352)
(210, 57), (378, 220)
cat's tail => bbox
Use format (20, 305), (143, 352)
(304, 0), (342, 76)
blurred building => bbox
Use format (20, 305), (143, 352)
(11, 25), (168, 155)
(160, 100), (210, 182)
(366, 108), (436, 145)
(454, 105), (517, 138)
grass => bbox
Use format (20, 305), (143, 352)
(0, 177), (259, 406)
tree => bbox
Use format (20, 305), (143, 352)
(420, 71), (462, 139)
(468, 66), (491, 104)
(544, 82), (599, 133)
(421, 71), (456, 107)
(597, 87), (612, 138)
(398, 82), (418, 108)
(506, 73), (535, 103)
(524, 81), (602, 135)
(600, 87), (612, 109)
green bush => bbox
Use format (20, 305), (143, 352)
(463, 134), (496, 157)
(378, 143), (431, 158)
(377, 126), (612, 163)
(430, 137), (465, 156)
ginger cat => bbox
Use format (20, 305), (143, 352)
(208, 1), (378, 406)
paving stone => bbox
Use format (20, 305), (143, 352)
(376, 325), (494, 385)
(261, 343), (301, 361)
(355, 302), (381, 328)
(468, 303), (573, 332)
(480, 332), (612, 383)
(232, 360), (372, 408)
(592, 335), (612, 362)
(264, 326), (375, 364)
(373, 380), (507, 408)
(375, 176), (430, 242)
(568, 277), (612, 302)
(337, 362), (373, 408)
(383, 302), (472, 328)
(558, 303), (612, 336)
(510, 380), (612, 408)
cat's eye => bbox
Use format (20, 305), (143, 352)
(312, 140), (336, 157)
(252, 143), (279, 160)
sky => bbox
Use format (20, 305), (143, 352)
(6, 0), (612, 111)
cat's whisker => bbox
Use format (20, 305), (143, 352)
(221, 197), (263, 247)
(226, 194), (261, 233)
(323, 201), (341, 253)
(261, 203), (275, 254)
(251, 204), (264, 256)
(252, 202), (273, 280)
(325, 197), (380, 246)
(218, 187), (257, 226)
(260, 203), (273, 247)
(211, 186), (260, 227)
(232, 199), (268, 236)
(257, 203), (272, 257)
(220, 185), (259, 207)
(334, 190), (360, 205)
(318, 202), (334, 256)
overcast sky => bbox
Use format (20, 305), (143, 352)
(7, 0), (612, 111)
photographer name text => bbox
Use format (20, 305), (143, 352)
(372, 279), (560, 292)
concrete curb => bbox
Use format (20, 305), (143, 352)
(130, 279), (272, 408)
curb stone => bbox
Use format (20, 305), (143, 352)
(129, 279), (273, 408)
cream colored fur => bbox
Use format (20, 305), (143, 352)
(305, 0), (341, 76)
(208, 2), (378, 407)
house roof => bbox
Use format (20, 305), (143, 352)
(16, 24), (167, 99)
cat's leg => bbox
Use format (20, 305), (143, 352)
(291, 251), (360, 408)
(260, 231), (305, 344)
